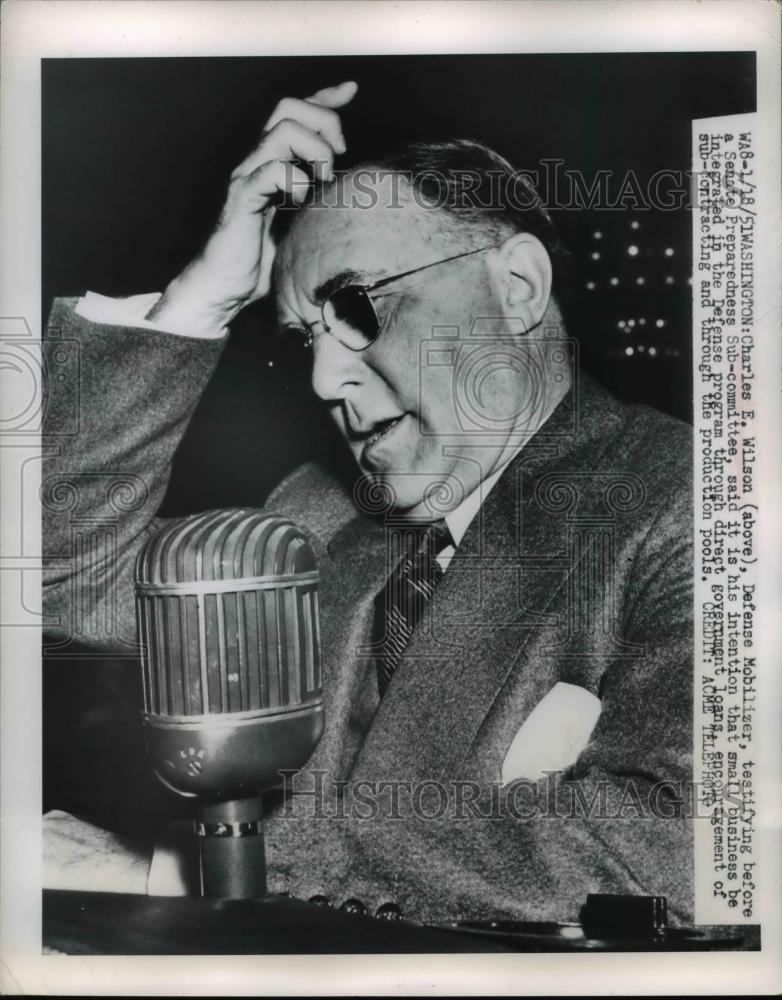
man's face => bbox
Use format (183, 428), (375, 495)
(274, 175), (536, 517)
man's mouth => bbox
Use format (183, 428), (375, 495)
(359, 414), (405, 462)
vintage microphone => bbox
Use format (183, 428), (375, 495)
(134, 509), (324, 899)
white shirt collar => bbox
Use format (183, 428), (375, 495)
(437, 447), (521, 571)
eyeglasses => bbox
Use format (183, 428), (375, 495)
(284, 243), (497, 354)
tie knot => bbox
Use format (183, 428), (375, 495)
(403, 519), (452, 560)
(428, 518), (453, 555)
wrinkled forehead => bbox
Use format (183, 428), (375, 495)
(274, 173), (445, 305)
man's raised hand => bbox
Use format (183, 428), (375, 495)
(147, 81), (358, 336)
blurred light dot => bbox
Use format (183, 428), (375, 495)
(593, 230), (603, 239)
(627, 245), (639, 257)
(639, 318), (646, 326)
(630, 220), (640, 230)
(625, 346), (634, 356)
(591, 251), (601, 260)
(609, 276), (619, 286)
(267, 360), (275, 367)
(636, 276), (645, 285)
(617, 320), (626, 329)
(656, 318), (666, 328)
(628, 319), (636, 328)
(586, 281), (596, 290)
(665, 275), (674, 285)
(638, 345), (646, 352)
(664, 247), (675, 257)
(649, 346), (657, 357)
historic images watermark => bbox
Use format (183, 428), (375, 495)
(277, 769), (753, 825)
(276, 162), (755, 214)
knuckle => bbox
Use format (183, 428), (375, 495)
(272, 117), (301, 138)
(321, 106), (340, 128)
(273, 96), (295, 117)
(234, 167), (260, 185)
(232, 173), (263, 202)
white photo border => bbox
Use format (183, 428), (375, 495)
(1, 1), (780, 995)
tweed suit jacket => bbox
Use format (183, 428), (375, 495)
(43, 299), (694, 926)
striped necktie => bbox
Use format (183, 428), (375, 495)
(374, 519), (453, 697)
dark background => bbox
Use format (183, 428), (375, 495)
(42, 53), (755, 834)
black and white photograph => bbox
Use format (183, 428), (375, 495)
(1, 1), (780, 994)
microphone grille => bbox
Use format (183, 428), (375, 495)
(135, 510), (321, 717)
(136, 508), (316, 584)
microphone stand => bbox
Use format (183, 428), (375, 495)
(195, 797), (267, 899)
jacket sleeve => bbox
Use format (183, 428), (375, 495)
(42, 298), (228, 653)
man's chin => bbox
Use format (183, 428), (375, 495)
(360, 469), (466, 521)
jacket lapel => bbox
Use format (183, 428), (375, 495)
(303, 514), (387, 781)
(348, 373), (628, 784)
(347, 444), (565, 783)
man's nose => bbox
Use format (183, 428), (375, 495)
(310, 331), (366, 401)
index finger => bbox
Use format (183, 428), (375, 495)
(306, 80), (358, 109)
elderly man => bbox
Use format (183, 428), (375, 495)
(43, 82), (694, 925)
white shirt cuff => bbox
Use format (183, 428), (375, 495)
(75, 291), (226, 340)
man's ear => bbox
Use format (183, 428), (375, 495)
(489, 232), (553, 332)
